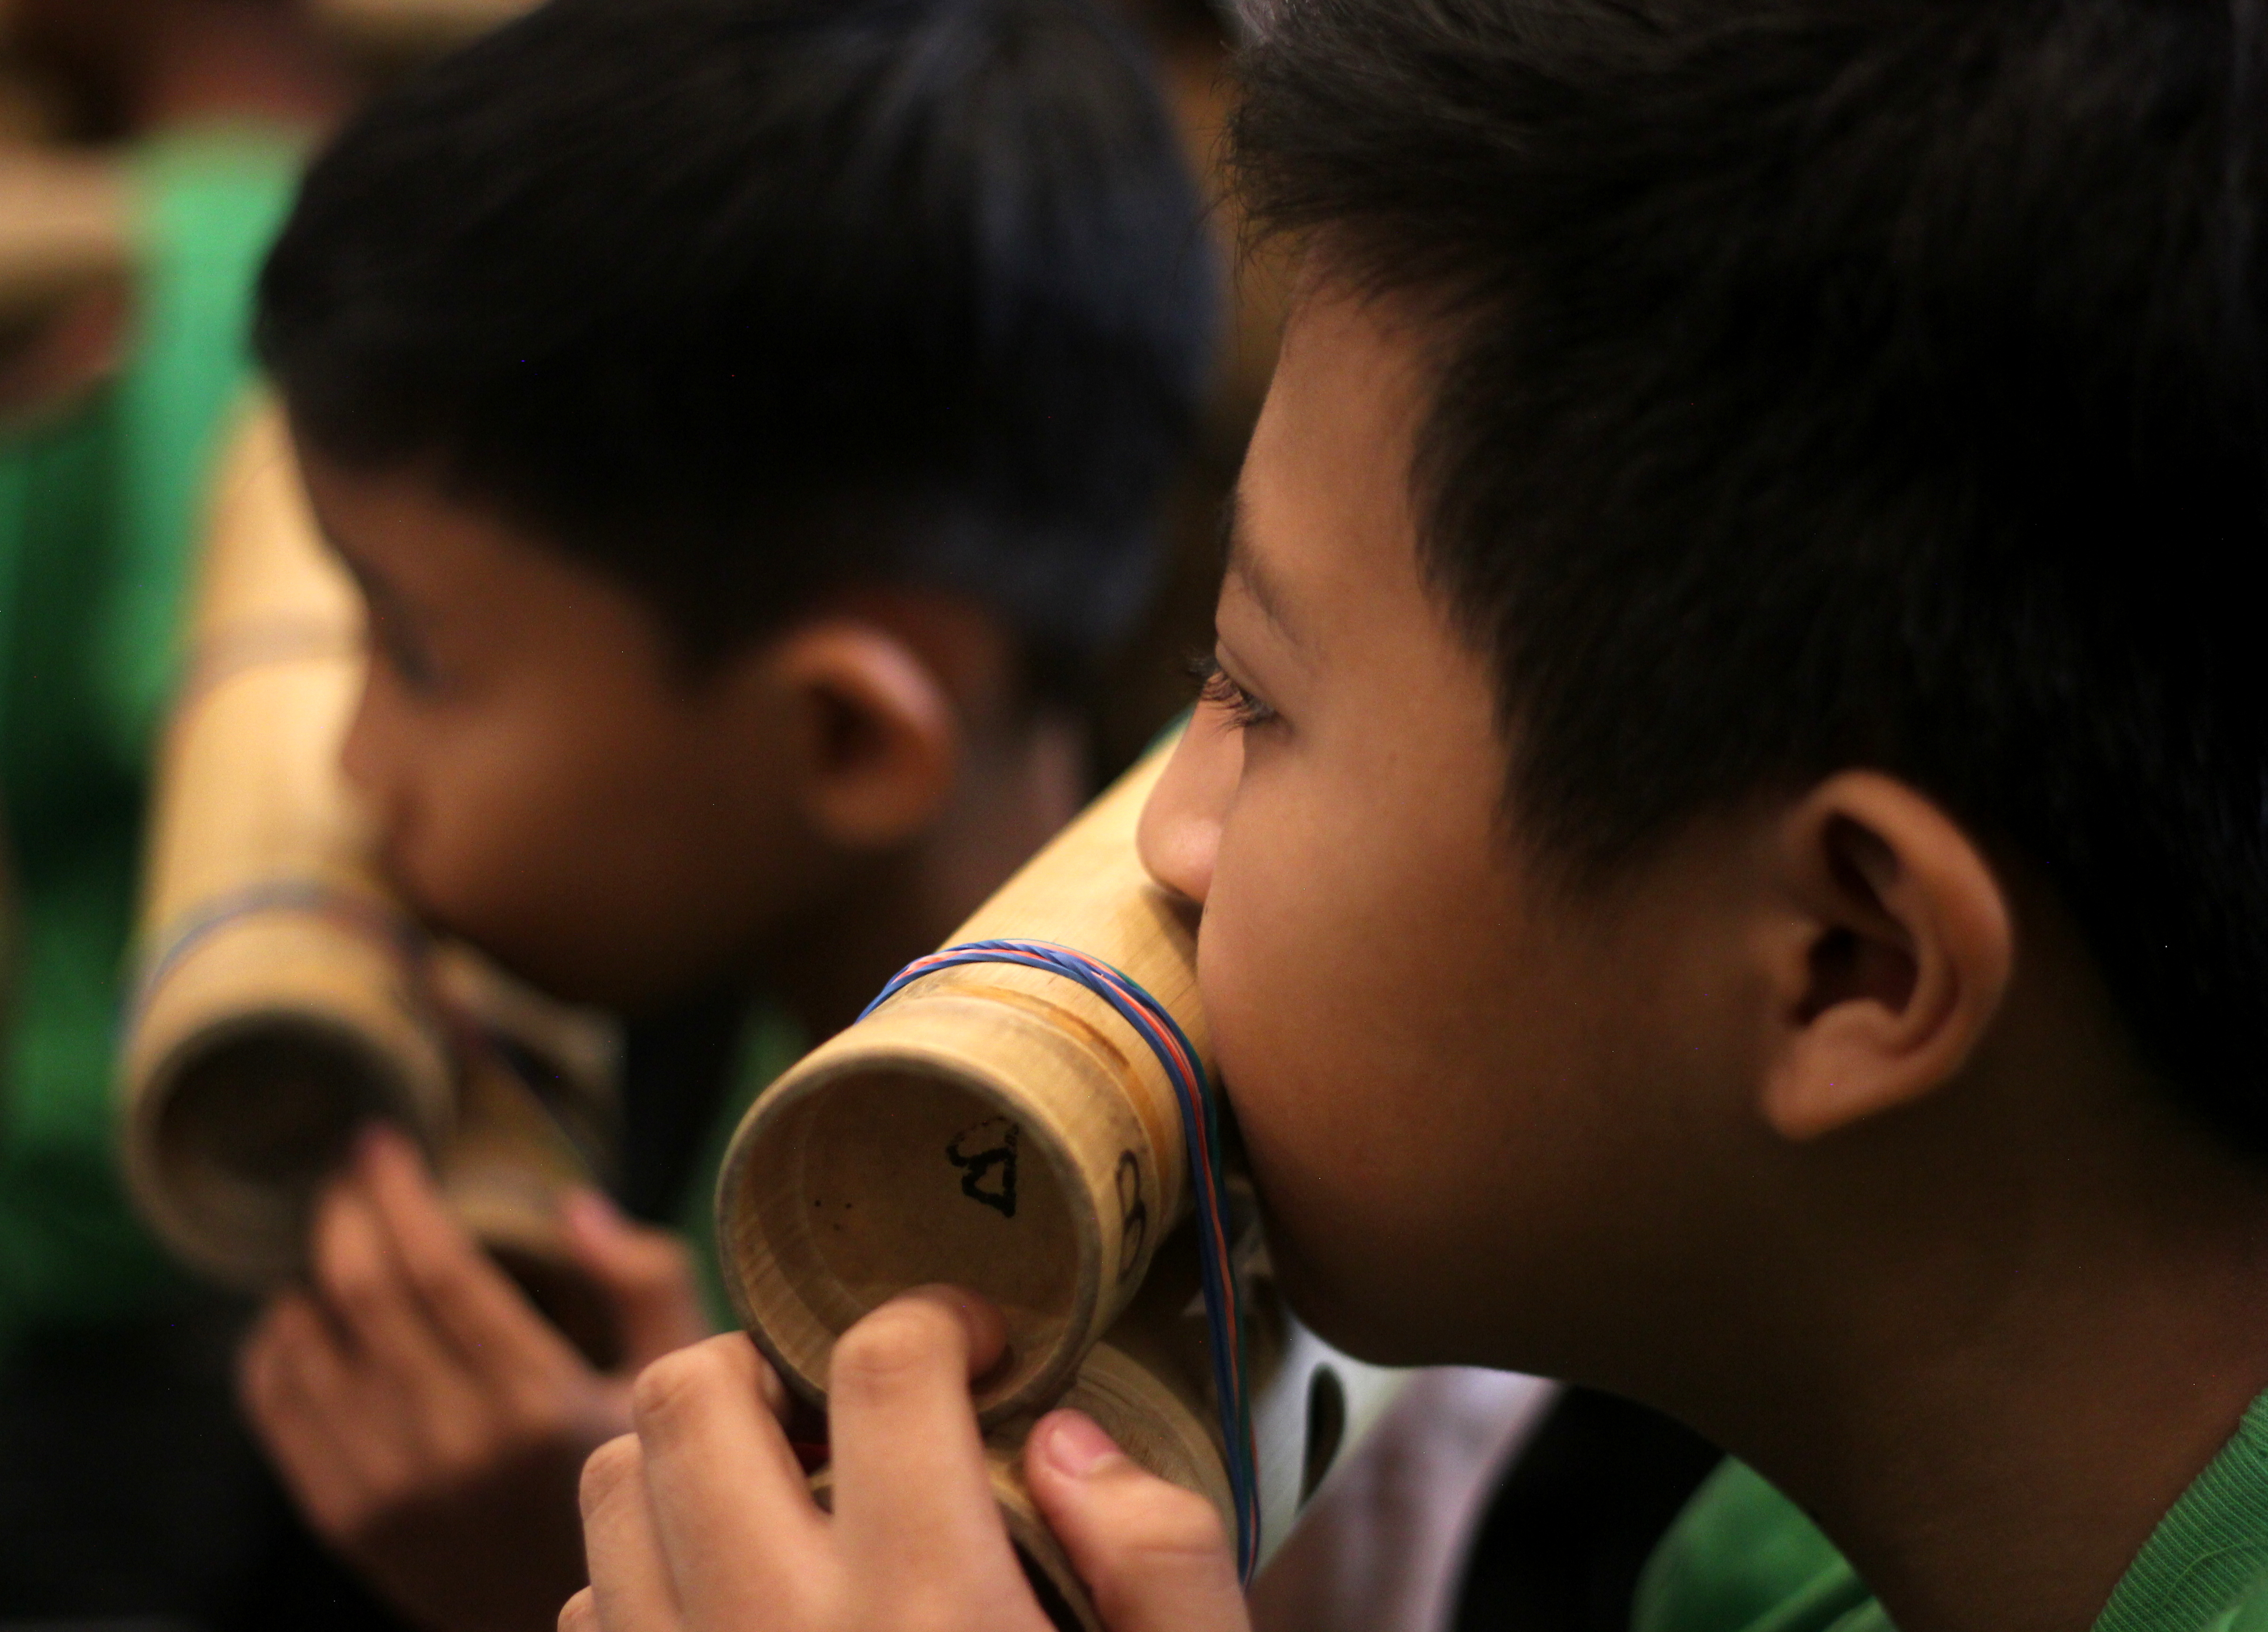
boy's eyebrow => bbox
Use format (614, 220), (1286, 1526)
(1221, 491), (1302, 645)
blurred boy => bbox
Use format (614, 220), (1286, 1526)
(233, 0), (1214, 1627)
(567, 1), (2268, 1631)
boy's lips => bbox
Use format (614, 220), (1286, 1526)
(1154, 888), (1203, 937)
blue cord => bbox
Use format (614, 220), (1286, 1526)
(859, 938), (1261, 1580)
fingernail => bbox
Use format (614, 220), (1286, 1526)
(1040, 1410), (1123, 1478)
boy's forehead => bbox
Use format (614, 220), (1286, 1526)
(1221, 493), (1303, 647)
(1234, 280), (1435, 635)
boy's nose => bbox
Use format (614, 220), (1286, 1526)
(1135, 714), (1239, 909)
(338, 672), (386, 801)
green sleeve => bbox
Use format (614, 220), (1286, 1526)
(1634, 1460), (1884, 1632)
(0, 403), (164, 1338)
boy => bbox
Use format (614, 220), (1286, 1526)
(232, 0), (1214, 1626)
(566, 1), (2268, 1630)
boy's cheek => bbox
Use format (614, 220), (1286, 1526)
(1200, 845), (1425, 1347)
(373, 747), (637, 997)
(1195, 768), (1555, 1362)
(393, 762), (778, 1013)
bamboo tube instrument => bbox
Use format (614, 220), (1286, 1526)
(717, 739), (1407, 1624)
(118, 400), (620, 1356)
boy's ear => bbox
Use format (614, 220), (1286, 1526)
(764, 621), (961, 851)
(1758, 772), (2014, 1140)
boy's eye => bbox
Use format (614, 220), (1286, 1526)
(369, 613), (448, 697)
(1186, 651), (1277, 730)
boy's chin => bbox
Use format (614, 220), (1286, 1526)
(415, 903), (679, 1015)
(486, 940), (710, 1017)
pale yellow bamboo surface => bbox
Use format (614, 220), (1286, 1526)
(720, 728), (1415, 1606)
(717, 738), (1204, 1423)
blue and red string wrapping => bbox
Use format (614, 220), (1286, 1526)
(856, 937), (1262, 1581)
(127, 879), (430, 1028)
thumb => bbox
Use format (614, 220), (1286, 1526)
(1025, 1411), (1251, 1632)
(562, 1189), (712, 1369)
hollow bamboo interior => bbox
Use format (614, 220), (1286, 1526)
(805, 1333), (1232, 1632)
(717, 738), (1204, 1421)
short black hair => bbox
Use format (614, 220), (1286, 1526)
(258, 0), (1217, 696)
(1235, 0), (2268, 1150)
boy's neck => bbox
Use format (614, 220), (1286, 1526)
(1649, 914), (2268, 1632)
(1743, 1150), (2268, 1632)
(759, 711), (1087, 1042)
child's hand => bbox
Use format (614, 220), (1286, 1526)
(238, 1125), (711, 1632)
(566, 1293), (1252, 1632)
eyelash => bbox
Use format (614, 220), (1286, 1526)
(1186, 651), (1276, 730)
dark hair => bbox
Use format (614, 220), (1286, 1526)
(258, 0), (1217, 696)
(1235, 0), (2268, 1149)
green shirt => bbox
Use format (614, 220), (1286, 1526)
(0, 126), (304, 1346)
(1634, 1390), (2268, 1632)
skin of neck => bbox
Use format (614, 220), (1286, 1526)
(1597, 863), (2268, 1632)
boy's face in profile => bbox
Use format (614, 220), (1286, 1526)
(297, 444), (826, 1013)
(1141, 284), (1766, 1375)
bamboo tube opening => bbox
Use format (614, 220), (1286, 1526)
(724, 735), (1419, 1586)
(123, 892), (456, 1285)
(118, 403), (626, 1323)
(146, 1014), (412, 1274)
(724, 1043), (1101, 1420)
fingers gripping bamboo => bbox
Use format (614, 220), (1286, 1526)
(808, 1338), (1234, 1632)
